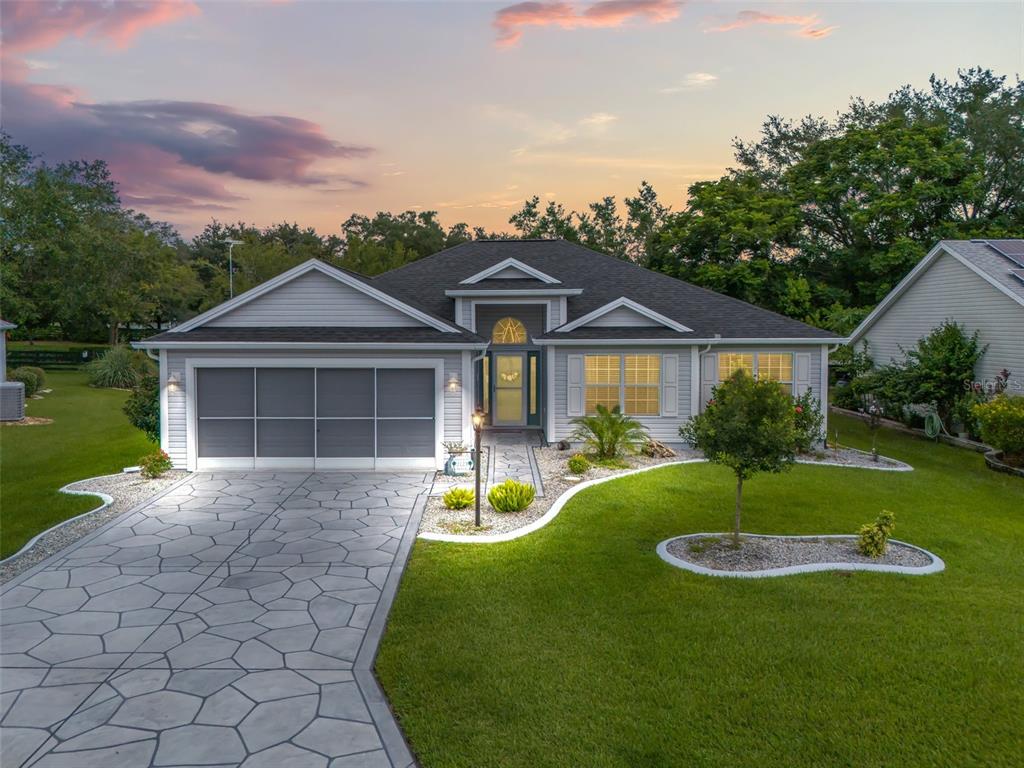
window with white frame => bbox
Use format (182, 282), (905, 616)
(584, 354), (661, 416)
(718, 352), (793, 395)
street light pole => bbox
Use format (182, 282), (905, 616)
(472, 408), (484, 527)
(225, 239), (243, 298)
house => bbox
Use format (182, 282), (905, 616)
(849, 239), (1024, 393)
(136, 240), (841, 471)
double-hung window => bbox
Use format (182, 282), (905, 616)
(584, 354), (661, 416)
(718, 352), (793, 395)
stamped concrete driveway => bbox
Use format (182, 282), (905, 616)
(0, 471), (431, 768)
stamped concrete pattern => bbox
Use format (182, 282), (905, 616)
(0, 471), (430, 768)
(485, 430), (544, 494)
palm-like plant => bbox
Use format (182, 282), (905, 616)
(570, 405), (648, 459)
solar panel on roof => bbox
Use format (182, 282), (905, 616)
(985, 239), (1024, 267)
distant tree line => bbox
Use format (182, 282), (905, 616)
(2, 68), (1020, 343)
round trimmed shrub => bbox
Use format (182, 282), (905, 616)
(22, 366), (46, 389)
(973, 394), (1024, 465)
(567, 453), (589, 475)
(8, 367), (40, 397)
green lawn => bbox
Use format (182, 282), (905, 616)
(0, 370), (152, 558)
(378, 413), (1024, 768)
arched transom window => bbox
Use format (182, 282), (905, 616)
(492, 316), (527, 345)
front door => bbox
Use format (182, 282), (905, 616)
(493, 353), (526, 426)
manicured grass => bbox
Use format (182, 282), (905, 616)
(378, 414), (1024, 768)
(0, 371), (152, 558)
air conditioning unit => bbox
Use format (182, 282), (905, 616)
(0, 381), (25, 421)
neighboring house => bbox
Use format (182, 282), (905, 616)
(136, 240), (841, 471)
(850, 239), (1024, 393)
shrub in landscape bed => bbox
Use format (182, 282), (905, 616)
(567, 453), (590, 475)
(87, 345), (155, 389)
(681, 370), (797, 545)
(7, 367), (40, 396)
(22, 366), (47, 389)
(442, 487), (475, 510)
(140, 450), (173, 479)
(570, 404), (648, 459)
(973, 394), (1024, 466)
(487, 479), (536, 513)
(858, 510), (896, 558)
(124, 374), (160, 443)
(793, 390), (824, 453)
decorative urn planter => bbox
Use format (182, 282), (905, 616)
(444, 449), (475, 476)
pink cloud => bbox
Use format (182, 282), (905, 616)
(709, 10), (837, 39)
(0, 0), (200, 54)
(494, 0), (681, 47)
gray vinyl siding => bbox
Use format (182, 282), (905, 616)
(550, 346), (693, 443)
(585, 306), (661, 327)
(163, 348), (462, 469)
(861, 252), (1024, 387)
(490, 265), (537, 279)
(208, 270), (424, 327)
(474, 304), (546, 341)
(549, 299), (562, 329)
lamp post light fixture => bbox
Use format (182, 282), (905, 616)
(471, 407), (485, 527)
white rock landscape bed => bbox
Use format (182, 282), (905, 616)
(658, 533), (944, 578)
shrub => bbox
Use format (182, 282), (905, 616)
(22, 366), (47, 389)
(857, 510), (896, 558)
(487, 479), (536, 513)
(87, 345), (155, 389)
(792, 390), (824, 453)
(570, 404), (648, 459)
(442, 487), (475, 510)
(124, 374), (160, 443)
(681, 371), (797, 544)
(567, 453), (590, 474)
(973, 394), (1024, 464)
(139, 450), (173, 479)
(7, 367), (40, 397)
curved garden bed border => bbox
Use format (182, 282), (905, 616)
(419, 452), (913, 544)
(656, 533), (945, 578)
(984, 450), (1024, 478)
(794, 450), (913, 472)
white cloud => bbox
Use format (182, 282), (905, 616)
(660, 72), (718, 94)
(579, 111), (618, 128)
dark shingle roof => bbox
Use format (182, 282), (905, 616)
(140, 326), (484, 345)
(374, 240), (836, 340)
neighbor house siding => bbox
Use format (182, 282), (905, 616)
(860, 251), (1024, 388)
(163, 348), (463, 469)
(207, 270), (424, 327)
(550, 346), (693, 442)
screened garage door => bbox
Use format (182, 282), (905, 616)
(195, 367), (437, 470)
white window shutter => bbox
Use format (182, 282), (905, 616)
(700, 353), (717, 411)
(567, 354), (584, 417)
(795, 353), (812, 395)
(662, 354), (678, 416)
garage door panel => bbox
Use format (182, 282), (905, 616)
(376, 369), (434, 418)
(377, 419), (433, 457)
(257, 419), (314, 457)
(198, 419), (254, 457)
(197, 369), (253, 418)
(258, 369), (314, 418)
(317, 370), (373, 417)
(317, 419), (374, 457)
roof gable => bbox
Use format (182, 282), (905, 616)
(557, 297), (692, 334)
(174, 260), (458, 334)
(459, 257), (561, 285)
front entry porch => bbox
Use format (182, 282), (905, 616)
(476, 350), (543, 429)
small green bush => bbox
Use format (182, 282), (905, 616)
(570, 404), (648, 459)
(487, 479), (536, 513)
(87, 345), (155, 389)
(124, 374), (160, 443)
(139, 450), (173, 479)
(442, 487), (475, 510)
(973, 394), (1024, 464)
(567, 453), (590, 474)
(857, 510), (896, 558)
(793, 390), (824, 453)
(8, 367), (40, 396)
(21, 366), (47, 389)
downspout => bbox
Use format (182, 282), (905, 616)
(145, 348), (159, 362)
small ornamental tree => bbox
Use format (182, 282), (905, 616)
(681, 371), (798, 544)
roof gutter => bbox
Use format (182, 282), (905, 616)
(132, 341), (490, 351)
(533, 337), (847, 347)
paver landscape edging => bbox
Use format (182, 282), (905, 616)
(419, 452), (913, 545)
(656, 533), (945, 578)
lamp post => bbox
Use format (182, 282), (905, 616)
(471, 408), (485, 527)
(225, 239), (243, 298)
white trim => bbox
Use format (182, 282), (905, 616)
(656, 534), (945, 578)
(459, 257), (561, 285)
(545, 346), (555, 440)
(184, 356), (446, 472)
(689, 346), (700, 417)
(461, 350), (473, 446)
(159, 349), (169, 452)
(556, 297), (693, 334)
(820, 344), (829, 438)
(136, 342), (486, 351)
(849, 242), (1024, 344)
(445, 289), (582, 298)
(535, 337), (844, 346)
(172, 259), (459, 334)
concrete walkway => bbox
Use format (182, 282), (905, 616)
(484, 430), (544, 496)
(0, 471), (432, 768)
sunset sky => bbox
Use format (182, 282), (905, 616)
(2, 1), (1021, 238)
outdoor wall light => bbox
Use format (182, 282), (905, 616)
(447, 372), (461, 392)
(167, 371), (182, 388)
